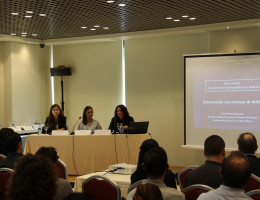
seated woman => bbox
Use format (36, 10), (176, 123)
(42, 104), (67, 134)
(108, 104), (134, 133)
(131, 139), (177, 189)
(77, 106), (102, 133)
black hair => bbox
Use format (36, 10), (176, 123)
(82, 106), (93, 125)
(143, 146), (168, 177)
(133, 184), (163, 200)
(64, 192), (93, 200)
(48, 104), (64, 130)
(204, 135), (225, 156)
(222, 151), (251, 188)
(5, 132), (21, 153)
(36, 146), (59, 164)
(237, 132), (257, 154)
(131, 139), (159, 183)
(0, 128), (15, 155)
(114, 105), (130, 121)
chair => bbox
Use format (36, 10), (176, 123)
(82, 175), (121, 200)
(182, 184), (213, 200)
(245, 174), (260, 192)
(56, 159), (68, 180)
(246, 189), (260, 200)
(127, 179), (144, 193)
(177, 165), (198, 190)
(0, 168), (14, 196)
(0, 154), (6, 162)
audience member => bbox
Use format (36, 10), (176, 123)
(0, 128), (15, 156)
(131, 139), (177, 188)
(237, 132), (260, 177)
(133, 184), (163, 200)
(64, 192), (93, 200)
(198, 151), (252, 200)
(185, 135), (225, 189)
(35, 146), (73, 200)
(127, 147), (185, 200)
(6, 154), (57, 200)
(0, 132), (23, 169)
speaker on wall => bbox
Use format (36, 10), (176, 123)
(50, 65), (72, 76)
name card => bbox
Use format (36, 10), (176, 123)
(74, 130), (92, 135)
(52, 130), (69, 135)
(93, 130), (111, 135)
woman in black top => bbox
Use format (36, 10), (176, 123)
(42, 104), (67, 134)
(131, 139), (177, 189)
(108, 104), (134, 133)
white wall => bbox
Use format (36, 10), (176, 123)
(53, 41), (123, 131)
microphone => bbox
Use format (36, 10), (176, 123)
(70, 117), (81, 135)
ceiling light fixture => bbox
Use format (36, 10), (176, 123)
(94, 25), (100, 28)
(21, 32), (27, 35)
(81, 26), (87, 29)
(103, 27), (109, 29)
(118, 3), (126, 6)
(173, 19), (180, 22)
(39, 13), (47, 17)
(32, 34), (37, 36)
(189, 17), (196, 20)
(107, 0), (115, 3)
(182, 15), (189, 18)
(10, 33), (16, 36)
(26, 11), (33, 14)
(227, 26), (230, 29)
(11, 12), (19, 15)
(90, 28), (96, 30)
(25, 15), (32, 18)
(166, 17), (173, 20)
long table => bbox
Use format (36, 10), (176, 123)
(24, 134), (150, 175)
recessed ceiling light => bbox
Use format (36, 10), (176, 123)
(81, 26), (87, 29)
(32, 33), (37, 36)
(107, 0), (115, 3)
(10, 33), (16, 36)
(103, 27), (109, 29)
(39, 13), (47, 17)
(11, 12), (19, 15)
(182, 15), (189, 18)
(21, 32), (27, 34)
(90, 28), (96, 31)
(189, 17), (196, 20)
(25, 15), (32, 18)
(166, 17), (173, 20)
(226, 26), (230, 29)
(94, 25), (100, 28)
(118, 3), (126, 6)
(26, 11), (33, 14)
(173, 19), (180, 22)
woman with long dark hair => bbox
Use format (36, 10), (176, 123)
(131, 139), (177, 189)
(108, 104), (134, 133)
(43, 104), (67, 134)
(77, 106), (101, 132)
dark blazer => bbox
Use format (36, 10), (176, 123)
(246, 154), (260, 177)
(108, 116), (134, 133)
(42, 115), (67, 134)
(0, 152), (23, 169)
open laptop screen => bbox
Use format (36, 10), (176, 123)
(128, 121), (149, 134)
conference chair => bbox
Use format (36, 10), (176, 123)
(56, 159), (68, 180)
(0, 168), (14, 196)
(182, 184), (213, 200)
(127, 179), (144, 193)
(246, 189), (260, 200)
(177, 165), (198, 190)
(245, 174), (260, 192)
(82, 175), (121, 200)
(0, 154), (6, 162)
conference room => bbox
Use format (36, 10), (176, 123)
(0, 0), (260, 199)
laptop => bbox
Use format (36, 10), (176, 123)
(128, 121), (149, 134)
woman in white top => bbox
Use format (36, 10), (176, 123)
(77, 106), (102, 133)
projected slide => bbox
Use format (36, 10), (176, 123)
(185, 53), (260, 148)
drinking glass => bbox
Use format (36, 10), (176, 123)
(44, 124), (49, 134)
(117, 123), (124, 134)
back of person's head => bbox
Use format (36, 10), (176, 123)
(138, 139), (159, 166)
(7, 154), (57, 200)
(64, 192), (93, 200)
(237, 132), (258, 154)
(204, 135), (225, 156)
(143, 146), (168, 178)
(133, 184), (163, 200)
(4, 132), (21, 154)
(221, 151), (251, 188)
(0, 128), (15, 155)
(35, 146), (59, 164)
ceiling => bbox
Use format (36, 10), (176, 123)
(1, 0), (260, 41)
